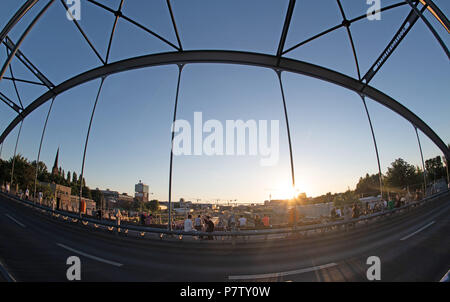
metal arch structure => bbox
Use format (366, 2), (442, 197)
(0, 50), (449, 160)
(0, 0), (449, 214)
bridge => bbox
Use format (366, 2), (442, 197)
(0, 0), (449, 282)
(0, 190), (449, 281)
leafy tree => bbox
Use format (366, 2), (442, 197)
(9, 155), (35, 190)
(82, 186), (92, 199)
(425, 156), (446, 182)
(147, 199), (160, 212)
(385, 158), (421, 190)
(333, 190), (359, 207)
(72, 172), (78, 184)
(0, 158), (11, 186)
(355, 173), (382, 197)
(36, 183), (54, 200)
(91, 188), (104, 209)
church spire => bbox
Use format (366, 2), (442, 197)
(52, 147), (59, 175)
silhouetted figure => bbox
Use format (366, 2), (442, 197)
(205, 216), (214, 240)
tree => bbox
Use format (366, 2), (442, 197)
(8, 155), (35, 190)
(147, 199), (160, 212)
(385, 158), (420, 191)
(67, 171), (71, 183)
(333, 190), (359, 207)
(91, 188), (104, 209)
(36, 182), (54, 200)
(425, 156), (446, 182)
(0, 158), (11, 186)
(81, 186), (92, 200)
(72, 172), (78, 184)
(355, 173), (382, 197)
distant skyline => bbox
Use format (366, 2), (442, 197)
(0, 0), (449, 203)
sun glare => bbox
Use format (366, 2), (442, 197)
(271, 183), (309, 200)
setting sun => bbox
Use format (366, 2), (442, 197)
(270, 183), (310, 200)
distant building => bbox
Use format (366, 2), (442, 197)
(135, 180), (149, 202)
(51, 148), (60, 176)
(118, 193), (134, 203)
(40, 182), (95, 215)
(264, 199), (287, 206)
(101, 189), (119, 203)
(49, 183), (71, 209)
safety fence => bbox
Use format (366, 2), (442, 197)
(1, 189), (449, 242)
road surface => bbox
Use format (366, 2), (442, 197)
(0, 193), (449, 282)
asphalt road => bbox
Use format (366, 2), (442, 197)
(0, 193), (449, 282)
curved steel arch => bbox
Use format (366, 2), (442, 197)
(0, 50), (448, 160)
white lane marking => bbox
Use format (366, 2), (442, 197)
(228, 262), (337, 280)
(400, 221), (435, 241)
(0, 260), (17, 282)
(56, 243), (123, 267)
(5, 214), (26, 228)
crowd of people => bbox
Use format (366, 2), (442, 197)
(178, 213), (270, 239)
(330, 190), (425, 220)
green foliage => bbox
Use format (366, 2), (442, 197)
(385, 158), (421, 190)
(36, 183), (53, 199)
(72, 172), (78, 184)
(91, 188), (104, 208)
(0, 154), (96, 201)
(147, 199), (160, 212)
(425, 156), (446, 181)
(2, 155), (36, 190)
(333, 190), (359, 207)
(355, 173), (382, 197)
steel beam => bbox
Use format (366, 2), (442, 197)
(419, 0), (450, 33)
(0, 1), (55, 82)
(0, 0), (38, 44)
(405, 0), (450, 59)
(276, 0), (296, 60)
(3, 37), (55, 89)
(0, 50), (448, 160)
(168, 64), (184, 231)
(166, 0), (183, 51)
(79, 77), (106, 215)
(414, 126), (427, 195)
(33, 97), (55, 200)
(283, 1), (411, 55)
(276, 70), (295, 189)
(362, 5), (423, 84)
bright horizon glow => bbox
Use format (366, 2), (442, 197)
(269, 182), (310, 200)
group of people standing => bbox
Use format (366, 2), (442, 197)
(184, 215), (215, 239)
(182, 213), (259, 239)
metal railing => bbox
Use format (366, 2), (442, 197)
(1, 190), (448, 241)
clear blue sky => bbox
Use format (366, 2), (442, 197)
(0, 0), (449, 202)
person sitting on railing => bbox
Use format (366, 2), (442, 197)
(262, 214), (270, 227)
(335, 207), (342, 218)
(352, 203), (360, 219)
(204, 216), (214, 240)
(254, 214), (263, 228)
(227, 214), (237, 232)
(238, 215), (247, 230)
(184, 214), (193, 232)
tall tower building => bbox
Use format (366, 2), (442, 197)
(52, 147), (60, 176)
(135, 180), (149, 202)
